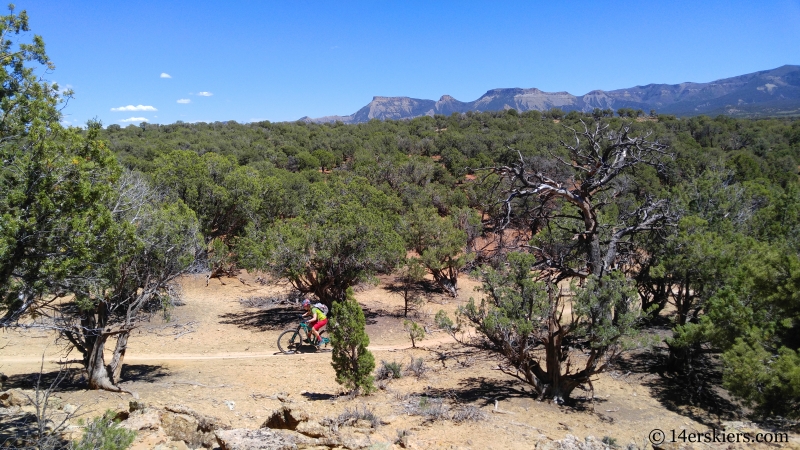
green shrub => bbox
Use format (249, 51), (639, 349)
(403, 319), (425, 348)
(402, 395), (448, 421)
(602, 436), (619, 448)
(376, 360), (403, 380)
(73, 410), (136, 450)
(330, 288), (375, 394)
(434, 310), (455, 333)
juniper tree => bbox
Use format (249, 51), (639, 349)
(0, 6), (120, 326)
(0, 7), (202, 392)
(445, 253), (643, 403)
(440, 120), (674, 402)
(239, 176), (404, 306)
(400, 206), (472, 297)
(330, 288), (375, 394)
(55, 171), (201, 391)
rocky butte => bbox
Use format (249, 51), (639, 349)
(300, 65), (800, 123)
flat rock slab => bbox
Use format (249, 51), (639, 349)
(215, 428), (299, 450)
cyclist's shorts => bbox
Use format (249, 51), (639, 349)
(312, 318), (328, 331)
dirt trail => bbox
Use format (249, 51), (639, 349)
(1, 335), (456, 363)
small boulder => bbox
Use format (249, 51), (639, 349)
(153, 440), (191, 450)
(120, 409), (162, 432)
(0, 389), (31, 407)
(165, 404), (228, 433)
(379, 415), (397, 425)
(353, 419), (374, 430)
(215, 428), (298, 450)
(171, 442), (190, 450)
(160, 411), (202, 447)
(295, 420), (330, 438)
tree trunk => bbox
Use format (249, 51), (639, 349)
(541, 382), (576, 405)
(109, 332), (130, 384)
(432, 270), (458, 297)
(81, 302), (130, 393)
(86, 333), (123, 391)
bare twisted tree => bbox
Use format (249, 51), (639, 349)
(440, 121), (679, 403)
(489, 120), (677, 279)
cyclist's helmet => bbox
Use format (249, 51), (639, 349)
(302, 299), (311, 307)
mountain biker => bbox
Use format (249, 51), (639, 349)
(301, 298), (327, 346)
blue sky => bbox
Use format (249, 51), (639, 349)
(18, 0), (800, 126)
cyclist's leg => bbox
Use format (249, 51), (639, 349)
(312, 319), (327, 344)
(318, 324), (329, 345)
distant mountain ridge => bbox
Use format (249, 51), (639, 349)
(300, 65), (800, 123)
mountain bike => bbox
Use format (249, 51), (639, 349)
(277, 320), (330, 354)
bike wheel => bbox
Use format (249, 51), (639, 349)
(277, 330), (300, 354)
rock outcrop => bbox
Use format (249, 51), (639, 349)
(214, 428), (301, 450)
(301, 64), (800, 123)
(536, 434), (611, 450)
(216, 400), (373, 450)
(0, 388), (32, 407)
(120, 402), (230, 449)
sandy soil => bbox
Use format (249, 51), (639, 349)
(1, 272), (797, 449)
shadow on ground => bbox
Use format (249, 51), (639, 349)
(0, 411), (71, 450)
(219, 295), (424, 330)
(422, 376), (528, 407)
(615, 346), (742, 428)
(4, 364), (169, 392)
(361, 306), (397, 326)
(120, 364), (171, 384)
(4, 367), (87, 393)
(219, 306), (300, 331)
(301, 392), (337, 401)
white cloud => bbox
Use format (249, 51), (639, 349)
(111, 105), (157, 112)
(120, 117), (148, 123)
(160, 73), (172, 78)
(177, 98), (191, 104)
(196, 91), (213, 97)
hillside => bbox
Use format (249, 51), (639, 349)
(300, 65), (800, 123)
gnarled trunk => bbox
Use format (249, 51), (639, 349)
(86, 333), (122, 391)
(109, 332), (129, 384)
(85, 331), (131, 392)
(431, 268), (458, 297)
(78, 301), (132, 393)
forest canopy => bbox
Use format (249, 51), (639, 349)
(93, 111), (800, 414)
